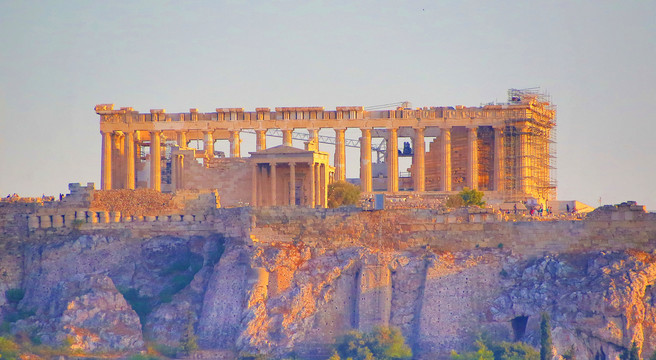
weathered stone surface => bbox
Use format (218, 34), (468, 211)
(56, 274), (143, 352)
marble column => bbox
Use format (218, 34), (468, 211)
(519, 126), (530, 195)
(360, 128), (372, 192)
(101, 131), (112, 190)
(493, 126), (504, 192)
(289, 163), (296, 206)
(270, 163), (277, 206)
(310, 128), (319, 144)
(413, 127), (425, 192)
(125, 131), (135, 190)
(256, 130), (266, 151)
(282, 129), (293, 146)
(252, 164), (258, 207)
(204, 131), (214, 158)
(177, 131), (187, 148)
(114, 132), (125, 189)
(150, 131), (161, 191)
(440, 127), (452, 191)
(314, 163), (321, 207)
(230, 130), (240, 157)
(466, 126), (479, 190)
(387, 128), (398, 192)
(321, 163), (328, 208)
(334, 128), (346, 181)
(309, 162), (316, 208)
(258, 166), (266, 206)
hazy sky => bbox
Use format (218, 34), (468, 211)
(1, 1), (655, 210)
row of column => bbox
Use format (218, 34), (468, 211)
(251, 162), (328, 207)
(355, 126), (506, 193)
(101, 129), (244, 191)
(102, 126), (509, 194)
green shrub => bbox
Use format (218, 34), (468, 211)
(328, 181), (361, 208)
(451, 340), (494, 360)
(0, 336), (20, 360)
(151, 343), (179, 358)
(5, 289), (24, 304)
(333, 326), (411, 360)
(127, 353), (161, 360)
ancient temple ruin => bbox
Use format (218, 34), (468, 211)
(95, 88), (556, 207)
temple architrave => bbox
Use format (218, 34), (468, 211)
(95, 89), (556, 207)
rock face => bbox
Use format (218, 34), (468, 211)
(3, 223), (656, 359)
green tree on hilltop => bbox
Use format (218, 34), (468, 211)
(445, 188), (486, 208)
(328, 181), (361, 208)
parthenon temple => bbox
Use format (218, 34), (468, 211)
(95, 89), (556, 207)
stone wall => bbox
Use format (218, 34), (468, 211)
(179, 157), (252, 207)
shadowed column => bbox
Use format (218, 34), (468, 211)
(289, 163), (296, 206)
(494, 126), (504, 192)
(466, 126), (479, 190)
(440, 127), (451, 191)
(360, 128), (372, 192)
(270, 163), (277, 206)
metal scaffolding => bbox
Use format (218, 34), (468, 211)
(503, 88), (557, 202)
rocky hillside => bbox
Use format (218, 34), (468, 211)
(2, 226), (656, 359)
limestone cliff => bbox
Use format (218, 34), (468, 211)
(1, 205), (656, 359)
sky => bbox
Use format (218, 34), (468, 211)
(1, 0), (655, 210)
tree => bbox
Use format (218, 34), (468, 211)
(451, 340), (494, 360)
(327, 181), (361, 208)
(445, 188), (485, 208)
(333, 327), (411, 360)
(620, 342), (640, 360)
(540, 313), (554, 360)
(180, 313), (198, 355)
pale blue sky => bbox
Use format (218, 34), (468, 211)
(1, 1), (655, 210)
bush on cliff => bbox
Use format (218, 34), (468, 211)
(450, 340), (494, 359)
(331, 326), (412, 360)
(0, 336), (20, 360)
(328, 181), (361, 208)
(452, 338), (538, 360)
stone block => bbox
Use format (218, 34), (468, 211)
(28, 215), (39, 229)
(52, 214), (64, 228)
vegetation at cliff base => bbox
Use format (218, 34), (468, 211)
(328, 181), (361, 208)
(445, 188), (486, 208)
(330, 326), (412, 360)
(452, 338), (538, 360)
